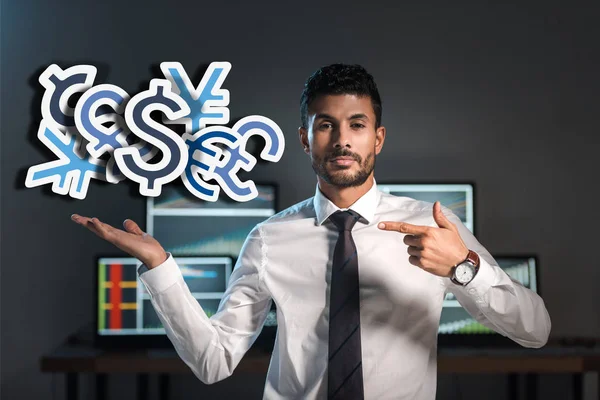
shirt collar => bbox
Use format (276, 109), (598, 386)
(314, 178), (379, 226)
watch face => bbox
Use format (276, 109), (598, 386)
(455, 263), (475, 283)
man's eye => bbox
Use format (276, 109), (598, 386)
(319, 123), (332, 129)
(351, 123), (365, 129)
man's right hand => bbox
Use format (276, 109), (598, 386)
(71, 214), (168, 269)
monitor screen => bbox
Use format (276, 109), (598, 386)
(438, 256), (538, 335)
(97, 256), (232, 336)
(150, 184), (277, 212)
(146, 183), (277, 259)
(377, 183), (475, 233)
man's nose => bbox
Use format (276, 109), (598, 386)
(332, 125), (352, 148)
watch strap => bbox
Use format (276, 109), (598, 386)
(453, 249), (479, 268)
(465, 249), (480, 268)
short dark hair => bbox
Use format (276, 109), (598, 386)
(300, 63), (382, 129)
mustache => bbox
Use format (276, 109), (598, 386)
(327, 149), (360, 162)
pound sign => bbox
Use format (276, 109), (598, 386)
(39, 64), (97, 132)
(212, 116), (284, 202)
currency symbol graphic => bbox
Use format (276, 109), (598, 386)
(24, 120), (107, 199)
(105, 137), (157, 184)
(26, 62), (286, 201)
(114, 79), (190, 197)
(181, 116), (284, 202)
(181, 127), (248, 201)
(74, 84), (130, 158)
(38, 64), (97, 132)
(212, 116), (284, 201)
(74, 84), (157, 183)
(160, 61), (231, 133)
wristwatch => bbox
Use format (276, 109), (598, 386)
(450, 250), (480, 286)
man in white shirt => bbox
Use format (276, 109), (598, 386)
(71, 63), (551, 400)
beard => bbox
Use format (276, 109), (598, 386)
(311, 148), (375, 188)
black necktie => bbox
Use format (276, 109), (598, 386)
(327, 210), (364, 400)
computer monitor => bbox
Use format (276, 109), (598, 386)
(437, 255), (540, 346)
(117, 182), (280, 348)
(95, 255), (233, 348)
(377, 183), (475, 234)
(146, 183), (278, 259)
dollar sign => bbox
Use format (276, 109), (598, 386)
(39, 64), (97, 131)
(74, 84), (130, 159)
(106, 137), (157, 184)
(114, 79), (190, 197)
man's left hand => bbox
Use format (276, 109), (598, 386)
(377, 201), (469, 278)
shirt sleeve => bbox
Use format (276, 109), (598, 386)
(137, 225), (272, 384)
(440, 206), (551, 348)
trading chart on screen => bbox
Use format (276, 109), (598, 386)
(97, 256), (232, 335)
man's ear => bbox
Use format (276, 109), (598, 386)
(298, 126), (310, 154)
(375, 125), (386, 155)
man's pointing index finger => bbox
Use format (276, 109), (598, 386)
(378, 221), (429, 235)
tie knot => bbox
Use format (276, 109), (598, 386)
(329, 210), (360, 232)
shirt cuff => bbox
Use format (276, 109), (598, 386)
(137, 252), (182, 296)
(461, 253), (496, 299)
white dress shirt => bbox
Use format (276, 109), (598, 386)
(138, 179), (551, 400)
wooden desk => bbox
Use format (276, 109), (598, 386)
(41, 339), (600, 400)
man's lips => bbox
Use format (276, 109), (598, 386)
(329, 156), (356, 166)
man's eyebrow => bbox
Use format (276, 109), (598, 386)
(314, 113), (336, 120)
(349, 113), (369, 120)
(313, 113), (370, 120)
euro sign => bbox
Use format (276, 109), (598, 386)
(73, 84), (157, 183)
(74, 84), (130, 159)
(114, 79), (190, 197)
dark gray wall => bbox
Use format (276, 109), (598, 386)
(2, 0), (599, 399)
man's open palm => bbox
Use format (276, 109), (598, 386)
(71, 214), (167, 269)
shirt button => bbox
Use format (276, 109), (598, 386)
(468, 288), (476, 294)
